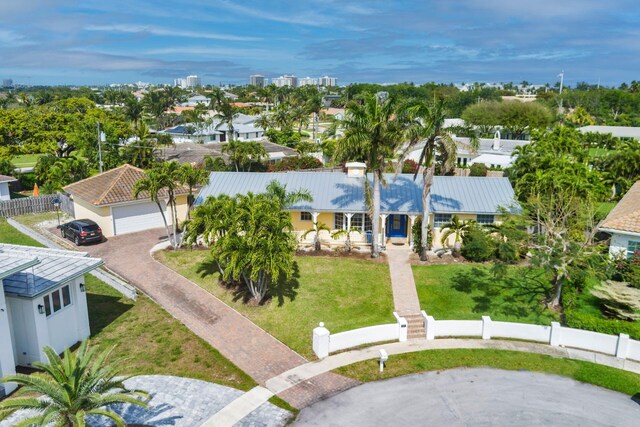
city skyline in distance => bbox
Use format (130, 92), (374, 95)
(0, 1), (638, 87)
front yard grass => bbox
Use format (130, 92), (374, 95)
(157, 249), (395, 359)
(335, 348), (640, 395)
(413, 264), (558, 324)
(1, 217), (256, 391)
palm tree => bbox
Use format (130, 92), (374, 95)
(332, 227), (361, 252)
(265, 180), (313, 207)
(400, 100), (459, 261)
(256, 114), (272, 131)
(302, 221), (331, 251)
(0, 341), (148, 426)
(440, 215), (474, 257)
(222, 141), (266, 172)
(335, 94), (406, 258)
(178, 163), (210, 218)
(215, 101), (237, 142)
(133, 162), (181, 247)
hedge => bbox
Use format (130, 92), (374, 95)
(564, 310), (640, 341)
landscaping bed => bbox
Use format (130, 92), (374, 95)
(156, 249), (395, 359)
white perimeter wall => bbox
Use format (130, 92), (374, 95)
(0, 286), (17, 396)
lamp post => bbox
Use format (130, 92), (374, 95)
(52, 197), (61, 227)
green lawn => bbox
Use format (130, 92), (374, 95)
(157, 250), (395, 358)
(335, 348), (640, 396)
(11, 153), (44, 168)
(0, 217), (256, 391)
(413, 264), (558, 324)
(0, 218), (44, 246)
(596, 202), (617, 219)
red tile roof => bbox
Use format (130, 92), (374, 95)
(63, 164), (188, 206)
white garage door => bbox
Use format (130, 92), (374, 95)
(112, 202), (169, 235)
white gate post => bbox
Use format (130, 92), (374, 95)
(482, 316), (492, 340)
(313, 322), (330, 358)
(616, 333), (630, 359)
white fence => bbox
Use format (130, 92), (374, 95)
(313, 314), (407, 358)
(312, 311), (640, 363)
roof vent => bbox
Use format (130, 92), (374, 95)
(345, 162), (367, 178)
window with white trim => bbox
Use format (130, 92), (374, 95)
(364, 214), (372, 232)
(433, 213), (452, 228)
(476, 214), (495, 225)
(628, 240), (640, 259)
(300, 211), (312, 221)
(351, 213), (363, 229)
(334, 213), (344, 230)
(43, 285), (72, 317)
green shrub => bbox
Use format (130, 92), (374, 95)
(461, 226), (495, 261)
(268, 155), (322, 172)
(469, 163), (488, 176)
(265, 128), (301, 147)
(564, 310), (640, 340)
(495, 240), (518, 263)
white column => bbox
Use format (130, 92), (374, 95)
(481, 316), (492, 340)
(550, 322), (562, 346)
(0, 292), (17, 395)
(616, 333), (630, 359)
(380, 214), (388, 248)
(394, 312), (408, 342)
(312, 322), (330, 358)
(345, 213), (354, 242)
(409, 215), (417, 246)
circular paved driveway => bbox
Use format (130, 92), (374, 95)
(294, 368), (640, 426)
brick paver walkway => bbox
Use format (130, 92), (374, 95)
(385, 245), (421, 316)
(80, 229), (357, 408)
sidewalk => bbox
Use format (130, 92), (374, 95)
(385, 246), (421, 316)
(206, 337), (640, 426)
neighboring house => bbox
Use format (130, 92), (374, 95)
(599, 180), (640, 258)
(0, 175), (17, 200)
(158, 141), (297, 165)
(195, 163), (517, 249)
(0, 244), (102, 397)
(160, 113), (265, 143)
(578, 125), (640, 140)
(407, 132), (528, 170)
(63, 164), (189, 237)
(180, 95), (211, 107)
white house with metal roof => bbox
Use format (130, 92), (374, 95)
(195, 164), (518, 249)
(160, 113), (264, 144)
(578, 125), (640, 140)
(0, 244), (102, 397)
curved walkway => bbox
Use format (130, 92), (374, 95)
(209, 338), (640, 426)
(76, 229), (357, 409)
(294, 368), (640, 426)
(0, 375), (291, 427)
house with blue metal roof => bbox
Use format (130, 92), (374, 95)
(195, 163), (518, 249)
(0, 244), (102, 397)
(159, 113), (265, 144)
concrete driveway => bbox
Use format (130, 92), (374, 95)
(294, 368), (640, 426)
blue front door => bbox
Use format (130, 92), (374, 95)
(386, 214), (407, 238)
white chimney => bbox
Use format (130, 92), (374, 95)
(345, 162), (367, 177)
(493, 130), (501, 151)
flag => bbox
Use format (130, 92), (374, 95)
(32, 183), (39, 197)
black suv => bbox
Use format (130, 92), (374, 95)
(60, 219), (103, 245)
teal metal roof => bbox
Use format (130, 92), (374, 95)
(196, 172), (517, 215)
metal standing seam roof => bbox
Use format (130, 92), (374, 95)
(0, 256), (39, 280)
(0, 244), (103, 298)
(195, 172), (517, 215)
(578, 125), (640, 139)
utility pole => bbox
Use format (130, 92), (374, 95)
(97, 122), (104, 173)
(558, 70), (565, 112)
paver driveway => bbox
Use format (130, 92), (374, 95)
(81, 229), (357, 408)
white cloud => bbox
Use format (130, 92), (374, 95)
(85, 24), (261, 41)
(0, 30), (35, 47)
(146, 46), (293, 60)
(215, 0), (333, 27)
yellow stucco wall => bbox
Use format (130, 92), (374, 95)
(174, 194), (190, 225)
(72, 197), (114, 237)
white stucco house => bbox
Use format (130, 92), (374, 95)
(599, 180), (640, 259)
(159, 113), (264, 144)
(0, 175), (17, 201)
(0, 244), (102, 397)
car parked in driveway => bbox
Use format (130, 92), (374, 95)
(59, 219), (103, 245)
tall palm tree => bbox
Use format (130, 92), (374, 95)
(400, 100), (459, 261)
(440, 215), (474, 257)
(178, 163), (210, 218)
(133, 162), (181, 247)
(215, 102), (237, 142)
(335, 94), (406, 258)
(0, 341), (148, 426)
(222, 141), (266, 172)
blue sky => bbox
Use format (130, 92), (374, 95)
(0, 0), (637, 86)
